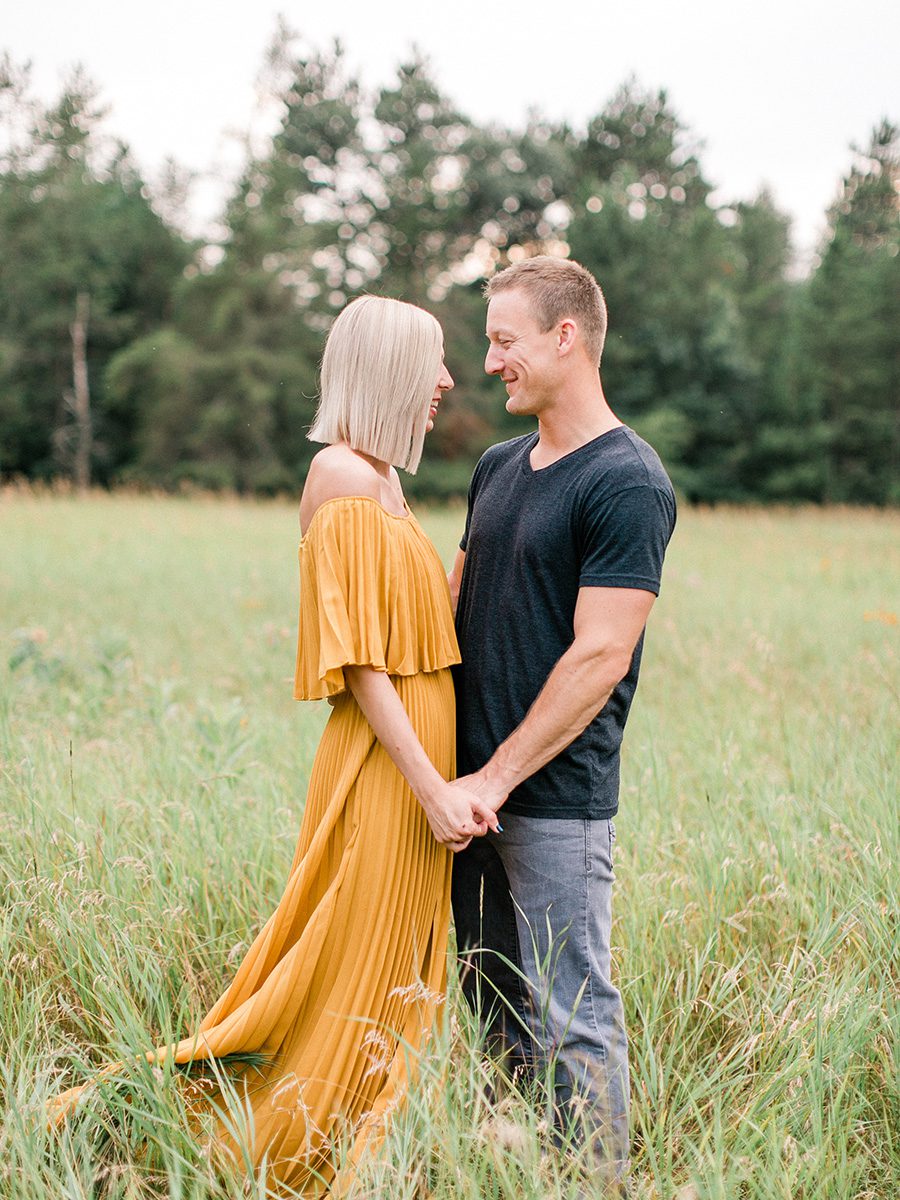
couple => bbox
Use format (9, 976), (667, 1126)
(51, 257), (675, 1196)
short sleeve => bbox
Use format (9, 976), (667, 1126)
(578, 485), (676, 594)
(293, 496), (460, 700)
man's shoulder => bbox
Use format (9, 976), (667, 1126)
(588, 426), (675, 499)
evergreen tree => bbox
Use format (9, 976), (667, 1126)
(727, 190), (808, 500)
(0, 62), (189, 483)
(111, 33), (365, 490)
(2, 37), (895, 504)
(567, 83), (760, 500)
(793, 122), (900, 503)
(367, 57), (579, 467)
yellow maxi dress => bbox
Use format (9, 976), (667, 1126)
(50, 496), (461, 1196)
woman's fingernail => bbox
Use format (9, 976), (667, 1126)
(496, 824), (503, 833)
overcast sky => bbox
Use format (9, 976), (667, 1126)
(5, 0), (898, 259)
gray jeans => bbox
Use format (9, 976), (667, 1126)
(452, 813), (629, 1169)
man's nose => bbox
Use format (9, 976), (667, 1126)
(484, 345), (502, 375)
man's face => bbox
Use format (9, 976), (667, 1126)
(484, 289), (562, 416)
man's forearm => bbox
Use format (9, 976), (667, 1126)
(479, 641), (632, 797)
(454, 586), (655, 810)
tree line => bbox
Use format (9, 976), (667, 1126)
(1, 33), (897, 504)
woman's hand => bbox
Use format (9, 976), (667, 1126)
(421, 780), (499, 852)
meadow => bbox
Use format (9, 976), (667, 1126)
(0, 491), (897, 1199)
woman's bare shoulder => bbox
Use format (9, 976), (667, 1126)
(299, 445), (381, 532)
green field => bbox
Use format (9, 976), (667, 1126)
(1, 492), (897, 1199)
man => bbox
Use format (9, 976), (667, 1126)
(448, 256), (676, 1180)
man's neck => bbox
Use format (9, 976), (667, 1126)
(530, 382), (622, 469)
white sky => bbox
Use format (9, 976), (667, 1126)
(5, 0), (899, 260)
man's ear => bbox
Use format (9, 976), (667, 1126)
(557, 318), (578, 356)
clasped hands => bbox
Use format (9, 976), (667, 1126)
(422, 772), (507, 853)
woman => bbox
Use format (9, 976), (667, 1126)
(50, 296), (497, 1195)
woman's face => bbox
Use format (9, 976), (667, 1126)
(425, 359), (454, 433)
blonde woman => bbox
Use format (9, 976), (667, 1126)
(50, 296), (497, 1195)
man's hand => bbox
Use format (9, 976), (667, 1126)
(422, 780), (500, 852)
(449, 770), (509, 816)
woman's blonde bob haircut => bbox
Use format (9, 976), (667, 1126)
(308, 295), (443, 475)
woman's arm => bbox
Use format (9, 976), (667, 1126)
(448, 548), (465, 617)
(344, 665), (499, 851)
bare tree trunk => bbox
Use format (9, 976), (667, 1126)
(70, 290), (91, 492)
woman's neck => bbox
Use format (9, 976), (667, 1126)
(345, 444), (392, 480)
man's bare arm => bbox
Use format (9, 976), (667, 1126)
(453, 586), (656, 810)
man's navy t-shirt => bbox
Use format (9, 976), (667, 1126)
(453, 425), (676, 820)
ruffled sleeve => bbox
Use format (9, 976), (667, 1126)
(293, 496), (460, 701)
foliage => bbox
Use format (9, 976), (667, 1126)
(0, 39), (897, 502)
(566, 86), (754, 501)
(789, 122), (900, 504)
(0, 59), (190, 483)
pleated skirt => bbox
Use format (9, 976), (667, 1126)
(50, 668), (455, 1197)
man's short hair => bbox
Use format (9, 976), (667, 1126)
(308, 295), (443, 475)
(484, 256), (608, 366)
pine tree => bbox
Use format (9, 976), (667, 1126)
(0, 61), (188, 483)
(794, 122), (899, 503)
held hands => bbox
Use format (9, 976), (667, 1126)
(339, 665), (502, 853)
(422, 780), (500, 853)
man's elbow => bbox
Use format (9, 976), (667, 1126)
(600, 648), (635, 692)
(573, 640), (635, 696)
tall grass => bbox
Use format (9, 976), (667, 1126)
(1, 492), (897, 1198)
